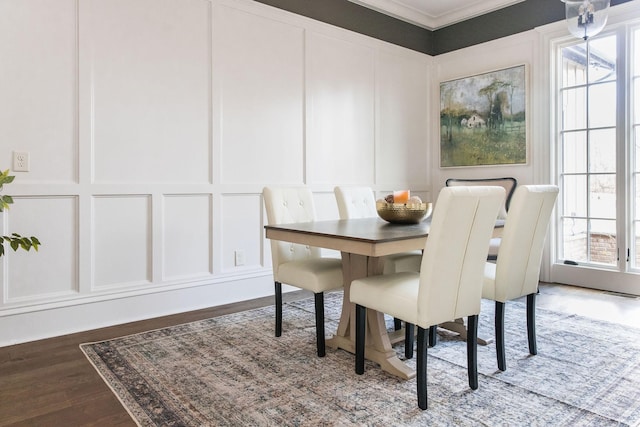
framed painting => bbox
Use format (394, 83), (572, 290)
(439, 65), (527, 167)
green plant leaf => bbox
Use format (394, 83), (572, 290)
(0, 169), (41, 257)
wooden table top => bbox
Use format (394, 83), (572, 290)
(264, 217), (432, 257)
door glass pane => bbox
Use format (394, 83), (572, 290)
(563, 88), (587, 130)
(563, 43), (587, 87)
(590, 129), (616, 172)
(634, 78), (640, 123)
(636, 223), (640, 266)
(636, 174), (640, 220)
(635, 29), (640, 72)
(589, 35), (616, 83)
(563, 131), (587, 173)
(588, 82), (616, 128)
(563, 218), (587, 262)
(590, 174), (616, 220)
(563, 175), (587, 217)
(590, 219), (617, 265)
(635, 128), (640, 170)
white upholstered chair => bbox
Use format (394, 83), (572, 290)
(334, 186), (423, 274)
(334, 186), (422, 348)
(446, 177), (517, 260)
(482, 185), (558, 371)
(350, 186), (505, 410)
(263, 187), (344, 357)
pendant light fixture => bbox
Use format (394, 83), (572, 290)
(561, 0), (611, 40)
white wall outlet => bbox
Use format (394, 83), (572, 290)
(234, 249), (245, 266)
(13, 151), (30, 172)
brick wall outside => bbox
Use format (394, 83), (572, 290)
(563, 232), (617, 264)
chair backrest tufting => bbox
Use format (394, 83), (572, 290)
(263, 187), (322, 277)
(334, 186), (377, 219)
(417, 186), (504, 327)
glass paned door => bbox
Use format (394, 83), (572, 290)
(559, 35), (618, 267)
(553, 24), (640, 296)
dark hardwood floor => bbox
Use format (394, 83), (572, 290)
(0, 283), (638, 426)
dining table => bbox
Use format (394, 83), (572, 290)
(264, 216), (503, 380)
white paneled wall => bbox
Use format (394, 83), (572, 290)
(306, 32), (376, 186)
(214, 4), (305, 185)
(85, 0), (211, 184)
(0, 0), (77, 183)
(0, 0), (432, 345)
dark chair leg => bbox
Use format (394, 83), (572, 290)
(428, 325), (437, 347)
(314, 292), (325, 357)
(467, 315), (479, 390)
(495, 301), (506, 371)
(394, 318), (402, 331)
(355, 304), (366, 375)
(275, 281), (282, 337)
(404, 323), (414, 359)
(417, 326), (428, 410)
(527, 293), (537, 355)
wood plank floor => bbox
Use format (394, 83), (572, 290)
(0, 283), (638, 426)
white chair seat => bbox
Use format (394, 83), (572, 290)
(278, 258), (343, 294)
(351, 271), (419, 323)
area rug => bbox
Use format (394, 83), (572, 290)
(81, 292), (640, 426)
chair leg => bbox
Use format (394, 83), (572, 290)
(394, 318), (402, 331)
(527, 293), (537, 356)
(314, 292), (325, 357)
(404, 323), (415, 359)
(467, 315), (479, 390)
(275, 281), (282, 337)
(428, 325), (438, 347)
(495, 301), (506, 371)
(355, 304), (366, 375)
(417, 326), (428, 410)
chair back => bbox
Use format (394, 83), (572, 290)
(417, 186), (504, 327)
(334, 186), (377, 219)
(446, 177), (517, 219)
(263, 187), (322, 275)
(493, 185), (559, 301)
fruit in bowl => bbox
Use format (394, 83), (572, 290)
(376, 194), (432, 224)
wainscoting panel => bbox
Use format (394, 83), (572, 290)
(93, 195), (151, 289)
(214, 4), (305, 185)
(375, 49), (430, 188)
(162, 194), (212, 280)
(5, 196), (78, 302)
(220, 194), (263, 272)
(0, 0), (77, 183)
(305, 32), (376, 186)
(83, 0), (211, 184)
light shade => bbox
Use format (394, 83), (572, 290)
(562, 0), (611, 40)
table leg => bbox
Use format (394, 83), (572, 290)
(326, 252), (415, 380)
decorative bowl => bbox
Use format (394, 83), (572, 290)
(376, 201), (433, 224)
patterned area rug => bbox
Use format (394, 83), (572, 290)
(81, 292), (640, 426)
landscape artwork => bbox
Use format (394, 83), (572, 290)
(440, 65), (527, 167)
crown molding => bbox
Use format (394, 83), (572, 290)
(348, 0), (526, 30)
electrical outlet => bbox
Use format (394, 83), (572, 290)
(13, 151), (30, 172)
(234, 250), (245, 266)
